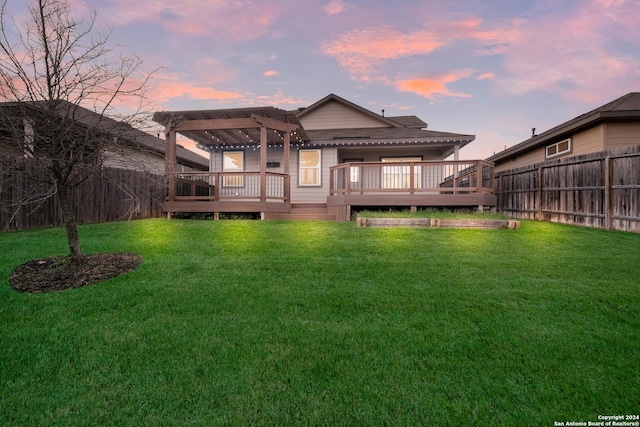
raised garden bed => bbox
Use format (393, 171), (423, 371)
(357, 217), (520, 229)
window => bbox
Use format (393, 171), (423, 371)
(343, 158), (363, 186)
(223, 151), (244, 186)
(381, 157), (422, 189)
(299, 149), (321, 186)
(546, 138), (571, 159)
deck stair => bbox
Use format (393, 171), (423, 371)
(276, 203), (336, 221)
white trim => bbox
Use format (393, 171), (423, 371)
(299, 148), (322, 186)
(546, 138), (572, 159)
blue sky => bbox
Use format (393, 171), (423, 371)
(10, 0), (640, 159)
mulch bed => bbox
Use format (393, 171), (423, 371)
(10, 253), (143, 293)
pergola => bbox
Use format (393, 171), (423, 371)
(153, 107), (307, 207)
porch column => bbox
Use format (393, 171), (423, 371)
(165, 129), (177, 202)
(283, 131), (291, 202)
(260, 126), (267, 203)
(283, 132), (290, 175)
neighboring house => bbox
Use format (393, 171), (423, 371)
(154, 93), (496, 220)
(0, 100), (208, 174)
(487, 92), (640, 172)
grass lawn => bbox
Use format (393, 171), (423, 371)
(1, 219), (639, 425)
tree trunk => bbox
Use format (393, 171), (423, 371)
(57, 183), (82, 258)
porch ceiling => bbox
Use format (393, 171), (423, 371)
(153, 107), (308, 150)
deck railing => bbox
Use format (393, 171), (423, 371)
(330, 160), (494, 196)
(170, 172), (289, 202)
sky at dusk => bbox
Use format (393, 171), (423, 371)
(7, 0), (640, 159)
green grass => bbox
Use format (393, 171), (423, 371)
(1, 219), (639, 425)
(356, 208), (508, 219)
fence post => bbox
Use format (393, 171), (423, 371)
(498, 173), (503, 213)
(604, 156), (612, 230)
(537, 166), (544, 221)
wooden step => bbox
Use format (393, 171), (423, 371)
(276, 213), (337, 221)
(275, 203), (336, 220)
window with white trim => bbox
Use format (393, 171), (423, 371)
(223, 151), (244, 187)
(299, 149), (321, 186)
(546, 138), (571, 159)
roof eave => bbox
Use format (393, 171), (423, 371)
(304, 136), (474, 148)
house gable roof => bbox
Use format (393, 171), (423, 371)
(296, 93), (401, 129)
(487, 92), (640, 163)
(295, 94), (474, 156)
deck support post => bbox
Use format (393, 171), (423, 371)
(260, 126), (267, 219)
(165, 129), (177, 203)
(260, 126), (267, 200)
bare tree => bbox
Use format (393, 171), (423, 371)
(0, 0), (156, 258)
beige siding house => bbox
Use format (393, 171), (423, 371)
(155, 94), (496, 220)
(0, 101), (208, 173)
(488, 92), (640, 172)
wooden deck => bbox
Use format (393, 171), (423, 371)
(165, 171), (290, 217)
(164, 160), (497, 220)
(327, 160), (497, 220)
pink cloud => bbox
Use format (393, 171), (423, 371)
(101, 0), (281, 41)
(498, 0), (640, 102)
(149, 72), (245, 104)
(320, 17), (521, 83)
(477, 73), (494, 80)
(324, 0), (348, 15)
(320, 26), (445, 80)
(255, 92), (309, 107)
(395, 71), (475, 99)
(263, 70), (280, 77)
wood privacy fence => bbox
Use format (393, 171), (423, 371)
(1, 156), (165, 231)
(495, 145), (640, 233)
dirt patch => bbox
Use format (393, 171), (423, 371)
(10, 253), (143, 293)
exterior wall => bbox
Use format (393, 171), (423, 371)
(299, 101), (389, 130)
(104, 147), (165, 173)
(211, 147), (283, 173)
(336, 146), (448, 162)
(0, 140), (26, 156)
(494, 124), (608, 173)
(210, 146), (338, 204)
(572, 125), (604, 155)
(105, 147), (200, 174)
(605, 122), (640, 149)
(494, 146), (545, 173)
(290, 147), (338, 203)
